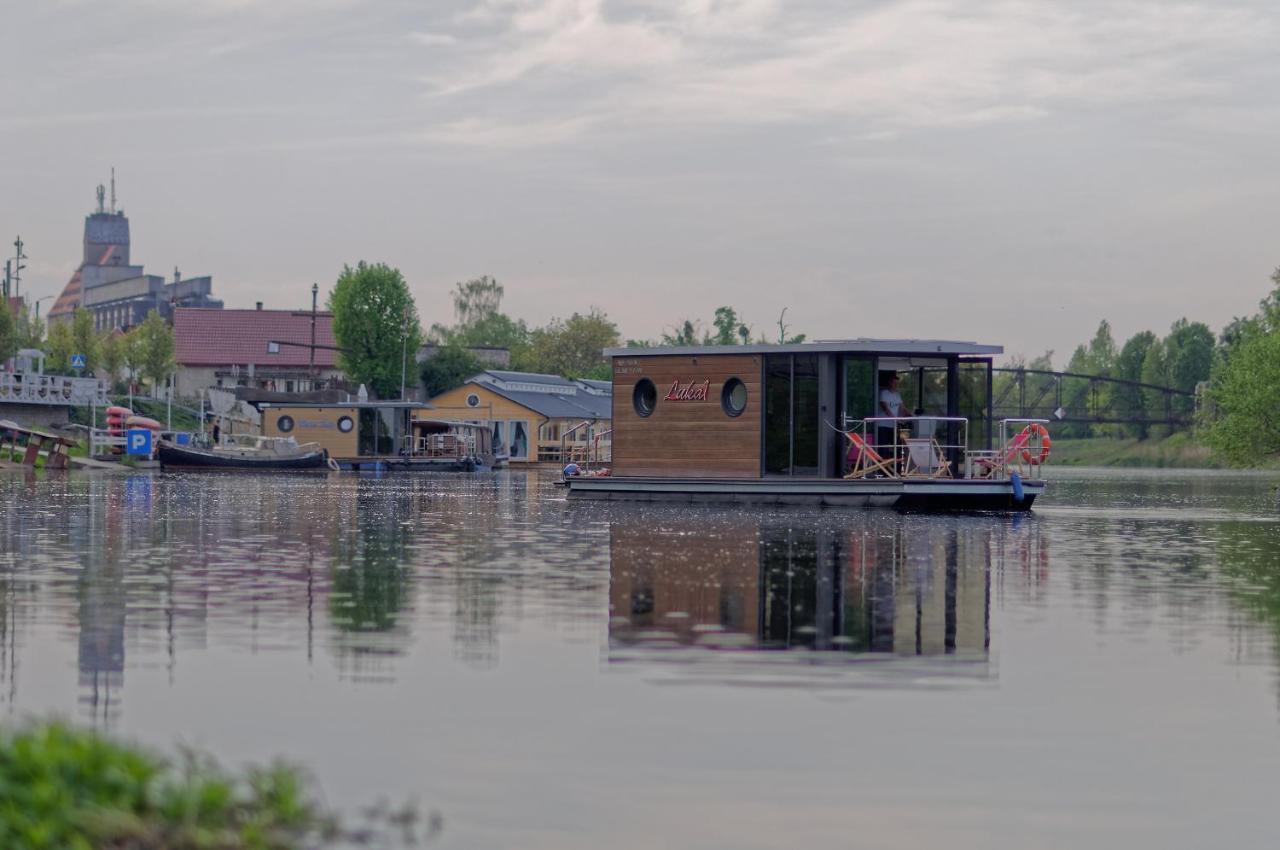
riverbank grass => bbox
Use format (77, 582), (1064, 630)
(1048, 433), (1226, 468)
(0, 721), (426, 850)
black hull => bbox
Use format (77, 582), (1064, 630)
(565, 476), (1043, 511)
(158, 443), (330, 471)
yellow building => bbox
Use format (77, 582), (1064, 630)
(427, 371), (612, 463)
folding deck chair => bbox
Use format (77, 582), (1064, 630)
(842, 429), (898, 479)
(902, 437), (952, 478)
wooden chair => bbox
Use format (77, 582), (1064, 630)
(971, 429), (1031, 479)
(843, 430), (898, 479)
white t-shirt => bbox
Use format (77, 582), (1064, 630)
(879, 389), (904, 418)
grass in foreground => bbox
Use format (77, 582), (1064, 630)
(0, 721), (434, 850)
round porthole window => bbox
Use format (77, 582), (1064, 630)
(466, 393), (480, 408)
(633, 378), (657, 417)
(722, 378), (748, 417)
(277, 414), (295, 433)
(337, 416), (354, 433)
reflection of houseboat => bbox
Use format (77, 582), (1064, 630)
(258, 402), (503, 471)
(609, 514), (999, 657)
(566, 340), (1048, 510)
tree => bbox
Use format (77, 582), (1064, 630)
(1203, 330), (1280, 466)
(70, 308), (100, 374)
(0, 300), (16, 365)
(15, 305), (43, 350)
(46, 320), (74, 373)
(661, 320), (702, 346)
(430, 276), (531, 357)
(99, 330), (127, 391)
(711, 307), (750, 345)
(776, 308), (806, 344)
(1114, 331), (1157, 437)
(420, 345), (482, 398)
(524, 308), (620, 379)
(328, 261), (423, 399)
(134, 310), (176, 394)
(1163, 318), (1214, 417)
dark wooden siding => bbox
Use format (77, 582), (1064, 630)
(611, 354), (762, 478)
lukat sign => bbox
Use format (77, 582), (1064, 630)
(664, 379), (711, 401)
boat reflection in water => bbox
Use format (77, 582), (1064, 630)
(608, 513), (1048, 686)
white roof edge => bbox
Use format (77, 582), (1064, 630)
(604, 340), (1004, 357)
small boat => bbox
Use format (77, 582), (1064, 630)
(158, 434), (332, 471)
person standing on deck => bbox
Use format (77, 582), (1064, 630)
(878, 372), (907, 454)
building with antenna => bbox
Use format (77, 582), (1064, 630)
(47, 172), (222, 329)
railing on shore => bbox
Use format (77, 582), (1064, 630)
(0, 372), (110, 407)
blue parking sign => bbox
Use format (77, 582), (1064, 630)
(126, 428), (153, 456)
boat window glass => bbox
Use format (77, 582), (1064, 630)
(467, 393), (480, 408)
(633, 379), (657, 417)
(792, 354), (820, 474)
(722, 378), (747, 417)
(337, 415), (354, 433)
(276, 415), (294, 433)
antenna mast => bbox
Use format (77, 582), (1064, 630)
(110, 167), (117, 214)
(11, 236), (26, 300)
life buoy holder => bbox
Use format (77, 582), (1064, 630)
(1020, 423), (1052, 465)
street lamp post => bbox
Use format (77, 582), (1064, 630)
(309, 283), (318, 389)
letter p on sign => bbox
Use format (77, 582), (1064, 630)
(127, 429), (152, 456)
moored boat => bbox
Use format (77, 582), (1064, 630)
(158, 435), (331, 471)
(565, 339), (1049, 511)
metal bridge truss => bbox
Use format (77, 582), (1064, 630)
(991, 368), (1197, 427)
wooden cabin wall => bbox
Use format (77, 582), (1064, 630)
(262, 406), (359, 459)
(611, 354), (761, 478)
(425, 383), (547, 463)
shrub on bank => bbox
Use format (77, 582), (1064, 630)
(0, 721), (430, 850)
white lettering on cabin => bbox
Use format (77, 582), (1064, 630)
(664, 379), (711, 401)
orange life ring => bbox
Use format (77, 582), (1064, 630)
(1020, 423), (1052, 465)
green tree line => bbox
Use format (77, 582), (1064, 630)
(1003, 268), (1280, 464)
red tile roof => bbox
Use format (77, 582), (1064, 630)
(48, 244), (116, 320)
(174, 307), (339, 368)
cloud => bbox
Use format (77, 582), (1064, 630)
(408, 0), (1277, 146)
(407, 31), (459, 47)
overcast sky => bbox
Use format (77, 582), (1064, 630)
(3, 0), (1278, 363)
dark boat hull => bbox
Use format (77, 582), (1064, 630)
(158, 443), (330, 471)
(565, 475), (1043, 511)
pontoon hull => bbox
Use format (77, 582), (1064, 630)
(565, 476), (1042, 510)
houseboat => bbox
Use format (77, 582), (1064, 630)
(258, 401), (503, 471)
(564, 340), (1049, 510)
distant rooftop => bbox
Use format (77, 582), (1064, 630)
(469, 370), (612, 420)
(606, 339), (1004, 357)
(175, 307), (338, 367)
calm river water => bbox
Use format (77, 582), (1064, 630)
(1, 467), (1279, 849)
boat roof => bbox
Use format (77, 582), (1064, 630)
(606, 339), (1003, 357)
(258, 401), (432, 410)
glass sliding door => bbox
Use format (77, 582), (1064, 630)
(764, 356), (792, 475)
(957, 359), (993, 450)
(763, 354), (822, 476)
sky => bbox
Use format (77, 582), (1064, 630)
(2, 0), (1278, 364)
